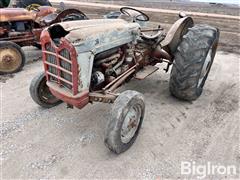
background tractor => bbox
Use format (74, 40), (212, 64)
(0, 0), (51, 8)
(0, 1), (88, 74)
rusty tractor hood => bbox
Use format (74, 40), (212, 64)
(0, 8), (35, 22)
(0, 6), (57, 22)
(49, 19), (140, 46)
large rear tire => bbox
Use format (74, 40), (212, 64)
(169, 24), (219, 101)
(0, 41), (25, 75)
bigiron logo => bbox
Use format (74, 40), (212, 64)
(181, 161), (238, 179)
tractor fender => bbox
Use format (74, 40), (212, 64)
(161, 16), (194, 55)
(50, 9), (88, 25)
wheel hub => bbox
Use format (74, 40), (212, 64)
(3, 55), (14, 63)
(121, 105), (141, 144)
(0, 47), (21, 73)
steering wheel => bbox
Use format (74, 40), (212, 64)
(120, 7), (149, 22)
(26, 4), (41, 12)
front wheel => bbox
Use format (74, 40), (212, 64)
(30, 72), (62, 108)
(169, 24), (219, 101)
(104, 90), (145, 154)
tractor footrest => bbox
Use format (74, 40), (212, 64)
(135, 65), (159, 80)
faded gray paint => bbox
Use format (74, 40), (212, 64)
(56, 19), (141, 92)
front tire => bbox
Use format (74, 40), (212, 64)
(30, 72), (62, 108)
(0, 41), (25, 75)
(169, 24), (219, 101)
(104, 90), (145, 154)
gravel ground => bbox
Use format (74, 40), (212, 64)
(1, 49), (239, 179)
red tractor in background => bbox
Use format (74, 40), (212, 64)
(0, 0), (51, 8)
(0, 0), (88, 74)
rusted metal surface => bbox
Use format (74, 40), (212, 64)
(0, 46), (21, 73)
(95, 54), (121, 67)
(89, 92), (117, 103)
(103, 64), (137, 91)
(0, 34), (34, 42)
(47, 82), (89, 109)
(35, 6), (57, 19)
(0, 6), (87, 48)
(47, 19), (140, 95)
(0, 27), (7, 36)
(108, 69), (135, 92)
(41, 29), (79, 96)
(54, 19), (140, 44)
(153, 46), (172, 62)
(140, 27), (163, 32)
(0, 8), (35, 22)
(0, 6), (57, 22)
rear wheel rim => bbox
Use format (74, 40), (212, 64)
(0, 47), (22, 73)
(198, 48), (213, 88)
(121, 104), (142, 144)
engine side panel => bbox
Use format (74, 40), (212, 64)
(63, 20), (140, 92)
(42, 19), (140, 99)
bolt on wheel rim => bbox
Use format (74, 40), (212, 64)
(198, 48), (213, 88)
(0, 47), (22, 73)
(121, 105), (141, 144)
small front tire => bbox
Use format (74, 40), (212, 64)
(30, 72), (62, 108)
(104, 90), (145, 154)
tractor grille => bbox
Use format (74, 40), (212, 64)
(43, 42), (78, 95)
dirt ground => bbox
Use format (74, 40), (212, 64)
(1, 1), (240, 179)
(62, 0), (240, 16)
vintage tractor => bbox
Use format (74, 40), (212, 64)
(30, 7), (219, 154)
(0, 2), (88, 74)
